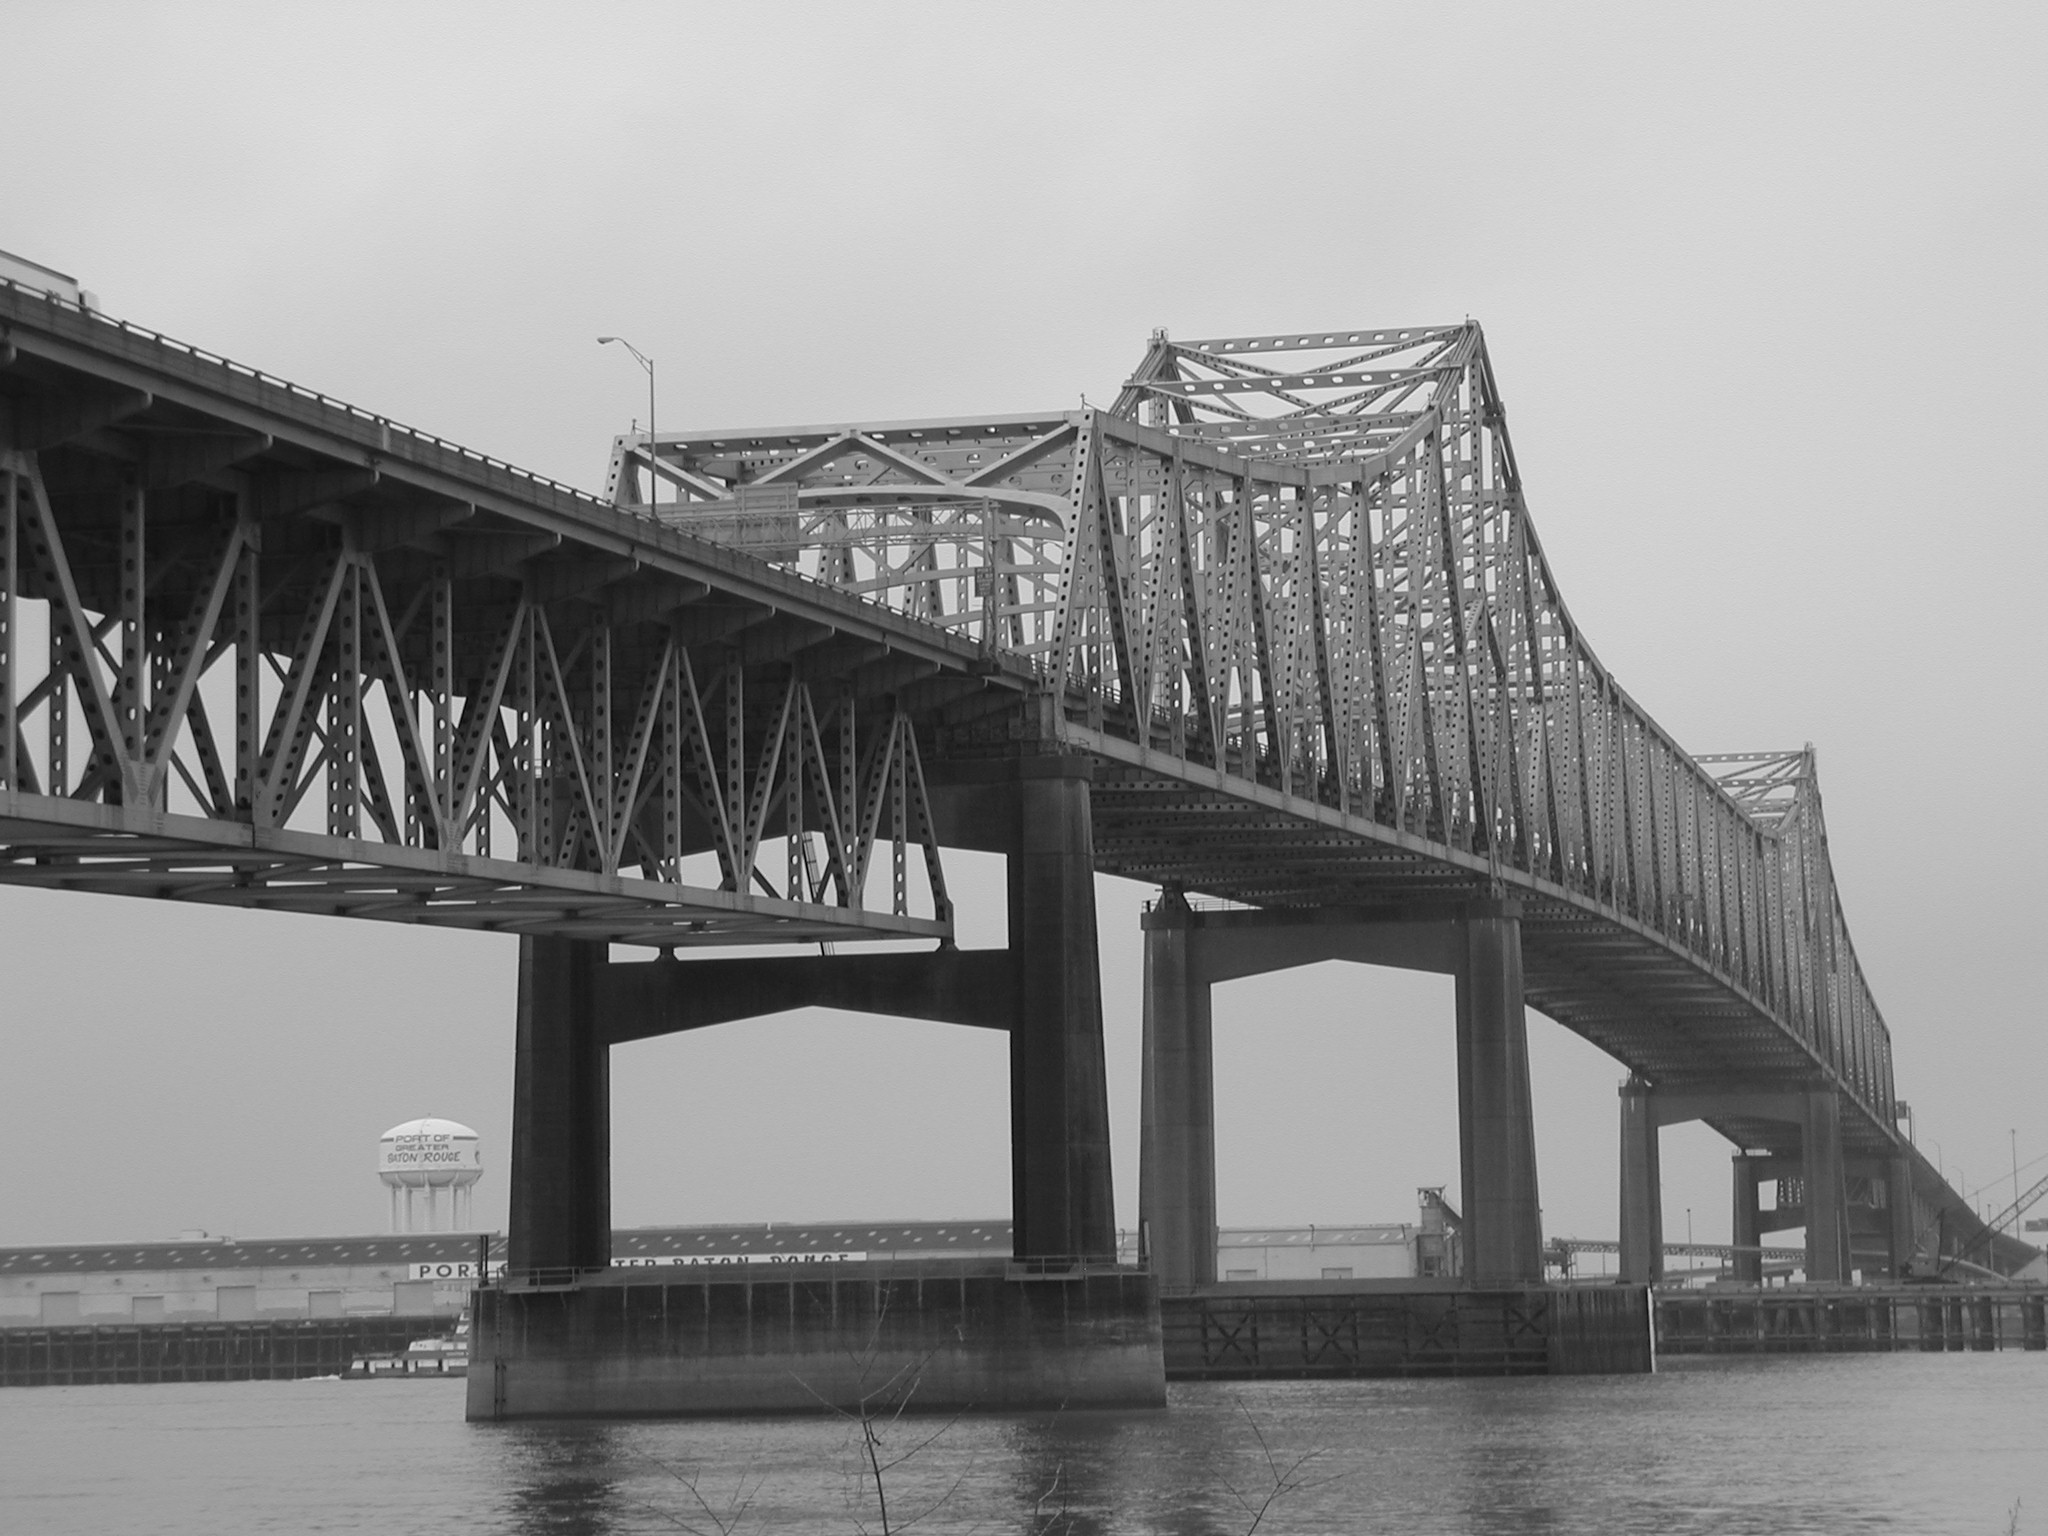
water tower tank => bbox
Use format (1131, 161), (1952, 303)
(378, 1118), (483, 1233)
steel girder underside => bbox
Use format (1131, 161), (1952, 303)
(0, 280), (1039, 946)
(630, 327), (1903, 1158)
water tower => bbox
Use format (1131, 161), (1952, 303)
(378, 1118), (483, 1233)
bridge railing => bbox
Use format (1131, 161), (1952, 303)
(0, 276), (611, 518)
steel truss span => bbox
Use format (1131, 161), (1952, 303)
(630, 325), (1897, 1152)
(0, 281), (1006, 946)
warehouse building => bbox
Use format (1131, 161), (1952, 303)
(0, 1215), (1442, 1325)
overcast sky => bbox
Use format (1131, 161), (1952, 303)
(3, 2), (2044, 1253)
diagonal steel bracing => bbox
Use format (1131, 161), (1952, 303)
(0, 281), (1024, 946)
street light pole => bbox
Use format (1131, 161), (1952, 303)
(598, 336), (657, 507)
(2014, 1130), (2022, 1235)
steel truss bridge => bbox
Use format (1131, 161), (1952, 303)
(624, 328), (1886, 1135)
(0, 280), (2029, 1285)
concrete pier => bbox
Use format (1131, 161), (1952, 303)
(1136, 899), (1545, 1291)
(1730, 1153), (1764, 1284)
(485, 756), (1135, 1418)
(1611, 1081), (1860, 1283)
(588, 757), (1117, 1266)
(1005, 761), (1116, 1260)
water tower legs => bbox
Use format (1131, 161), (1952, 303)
(508, 935), (611, 1275)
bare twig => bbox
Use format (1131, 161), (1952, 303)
(1029, 1458), (1072, 1534)
(790, 1272), (975, 1536)
(1218, 1398), (1346, 1535)
(629, 1449), (763, 1536)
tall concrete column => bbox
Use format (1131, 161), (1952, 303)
(1730, 1153), (1763, 1284)
(1802, 1090), (1848, 1283)
(1617, 1077), (1663, 1284)
(508, 936), (611, 1275)
(1139, 890), (1216, 1290)
(1009, 759), (1116, 1261)
(1888, 1152), (1916, 1277)
(1455, 905), (1544, 1285)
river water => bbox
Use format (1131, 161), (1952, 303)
(3, 1356), (2042, 1534)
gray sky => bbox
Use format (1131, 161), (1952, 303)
(4, 2), (2044, 1251)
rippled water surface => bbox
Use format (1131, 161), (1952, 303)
(4, 1355), (2043, 1534)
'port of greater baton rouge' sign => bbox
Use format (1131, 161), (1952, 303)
(408, 1252), (869, 1280)
(379, 1131), (481, 1174)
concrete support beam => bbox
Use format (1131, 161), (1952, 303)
(1139, 891), (1216, 1291)
(1456, 907), (1544, 1286)
(1009, 760), (1115, 1261)
(1730, 1153), (1763, 1284)
(508, 936), (611, 1275)
(1803, 1090), (1849, 1283)
(1617, 1077), (1663, 1284)
(1157, 905), (1460, 983)
(598, 948), (1013, 1042)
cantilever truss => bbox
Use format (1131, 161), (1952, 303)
(0, 449), (950, 945)
(0, 283), (967, 946)
(630, 325), (1896, 1133)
